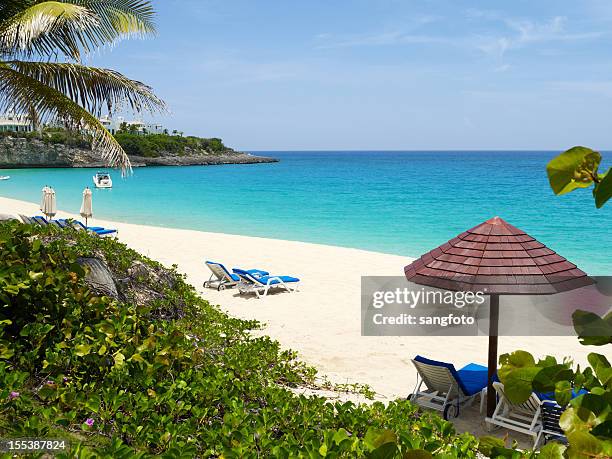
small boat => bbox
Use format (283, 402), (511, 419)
(93, 172), (112, 189)
(0, 176), (10, 181)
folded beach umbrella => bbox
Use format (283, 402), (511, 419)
(40, 185), (50, 212)
(80, 187), (93, 226)
(404, 216), (593, 417)
(41, 187), (57, 220)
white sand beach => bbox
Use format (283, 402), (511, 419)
(0, 196), (596, 399)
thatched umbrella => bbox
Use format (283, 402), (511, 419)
(404, 216), (593, 416)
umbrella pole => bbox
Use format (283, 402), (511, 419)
(486, 294), (500, 417)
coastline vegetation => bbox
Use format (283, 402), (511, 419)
(0, 221), (481, 457)
(1, 127), (232, 158)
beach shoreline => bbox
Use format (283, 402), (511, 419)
(0, 196), (597, 402)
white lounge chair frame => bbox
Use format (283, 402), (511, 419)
(203, 262), (239, 291)
(235, 271), (299, 298)
(410, 358), (486, 420)
(486, 382), (542, 447)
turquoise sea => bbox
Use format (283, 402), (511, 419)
(0, 151), (609, 274)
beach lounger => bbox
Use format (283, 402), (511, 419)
(32, 215), (50, 226)
(203, 261), (269, 291)
(486, 382), (542, 447)
(57, 219), (105, 232)
(409, 355), (488, 420)
(232, 268), (300, 298)
(535, 400), (566, 448)
(60, 219), (117, 236)
(19, 214), (36, 225)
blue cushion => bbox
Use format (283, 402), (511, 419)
(93, 228), (117, 235)
(233, 269), (299, 285)
(414, 355), (488, 396)
(246, 269), (269, 277)
(257, 275), (300, 285)
(230, 273), (240, 281)
(457, 365), (489, 396)
(536, 388), (588, 402)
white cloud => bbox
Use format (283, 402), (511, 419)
(476, 16), (603, 59)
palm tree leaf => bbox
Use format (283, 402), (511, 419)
(0, 2), (98, 58)
(0, 0), (156, 60)
(72, 0), (155, 36)
(0, 63), (132, 173)
(6, 60), (166, 116)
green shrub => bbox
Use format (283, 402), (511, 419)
(0, 222), (480, 457)
(114, 132), (230, 157)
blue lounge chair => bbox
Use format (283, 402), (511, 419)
(536, 400), (567, 448)
(203, 261), (269, 291)
(487, 383), (587, 448)
(410, 355), (488, 420)
(59, 219), (117, 236)
(57, 219), (105, 231)
(232, 268), (300, 298)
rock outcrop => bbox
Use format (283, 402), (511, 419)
(0, 136), (277, 168)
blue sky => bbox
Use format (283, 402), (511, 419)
(89, 0), (612, 150)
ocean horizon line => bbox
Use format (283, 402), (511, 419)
(245, 149), (612, 153)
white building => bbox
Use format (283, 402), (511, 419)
(0, 113), (34, 133)
(100, 115), (166, 135)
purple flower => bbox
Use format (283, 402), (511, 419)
(46, 380), (54, 385)
(85, 418), (94, 427)
(62, 377), (69, 383)
(8, 391), (19, 400)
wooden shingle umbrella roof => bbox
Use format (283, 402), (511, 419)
(403, 216), (593, 417)
(404, 216), (592, 295)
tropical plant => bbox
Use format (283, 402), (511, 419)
(546, 146), (611, 208)
(497, 310), (612, 458)
(0, 0), (166, 174)
(0, 221), (482, 457)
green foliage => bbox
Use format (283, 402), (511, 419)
(114, 131), (230, 158)
(546, 147), (611, 208)
(0, 221), (480, 457)
(498, 311), (612, 458)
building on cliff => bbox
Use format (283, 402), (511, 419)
(99, 115), (166, 135)
(0, 113), (34, 133)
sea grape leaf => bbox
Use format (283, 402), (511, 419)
(555, 380), (572, 407)
(538, 442), (567, 459)
(591, 420), (612, 438)
(367, 442), (397, 459)
(593, 168), (611, 208)
(74, 344), (91, 357)
(587, 353), (612, 386)
(498, 350), (536, 382)
(532, 364), (574, 393)
(572, 310), (612, 346)
(546, 147), (601, 195)
(402, 449), (433, 459)
(565, 431), (604, 459)
(478, 436), (505, 456)
(503, 367), (542, 404)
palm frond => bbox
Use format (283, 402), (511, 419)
(7, 61), (166, 116)
(0, 0), (156, 60)
(0, 63), (132, 173)
(72, 0), (155, 37)
(0, 2), (98, 58)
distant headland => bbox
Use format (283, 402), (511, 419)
(0, 115), (277, 168)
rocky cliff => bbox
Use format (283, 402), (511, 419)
(0, 136), (277, 168)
